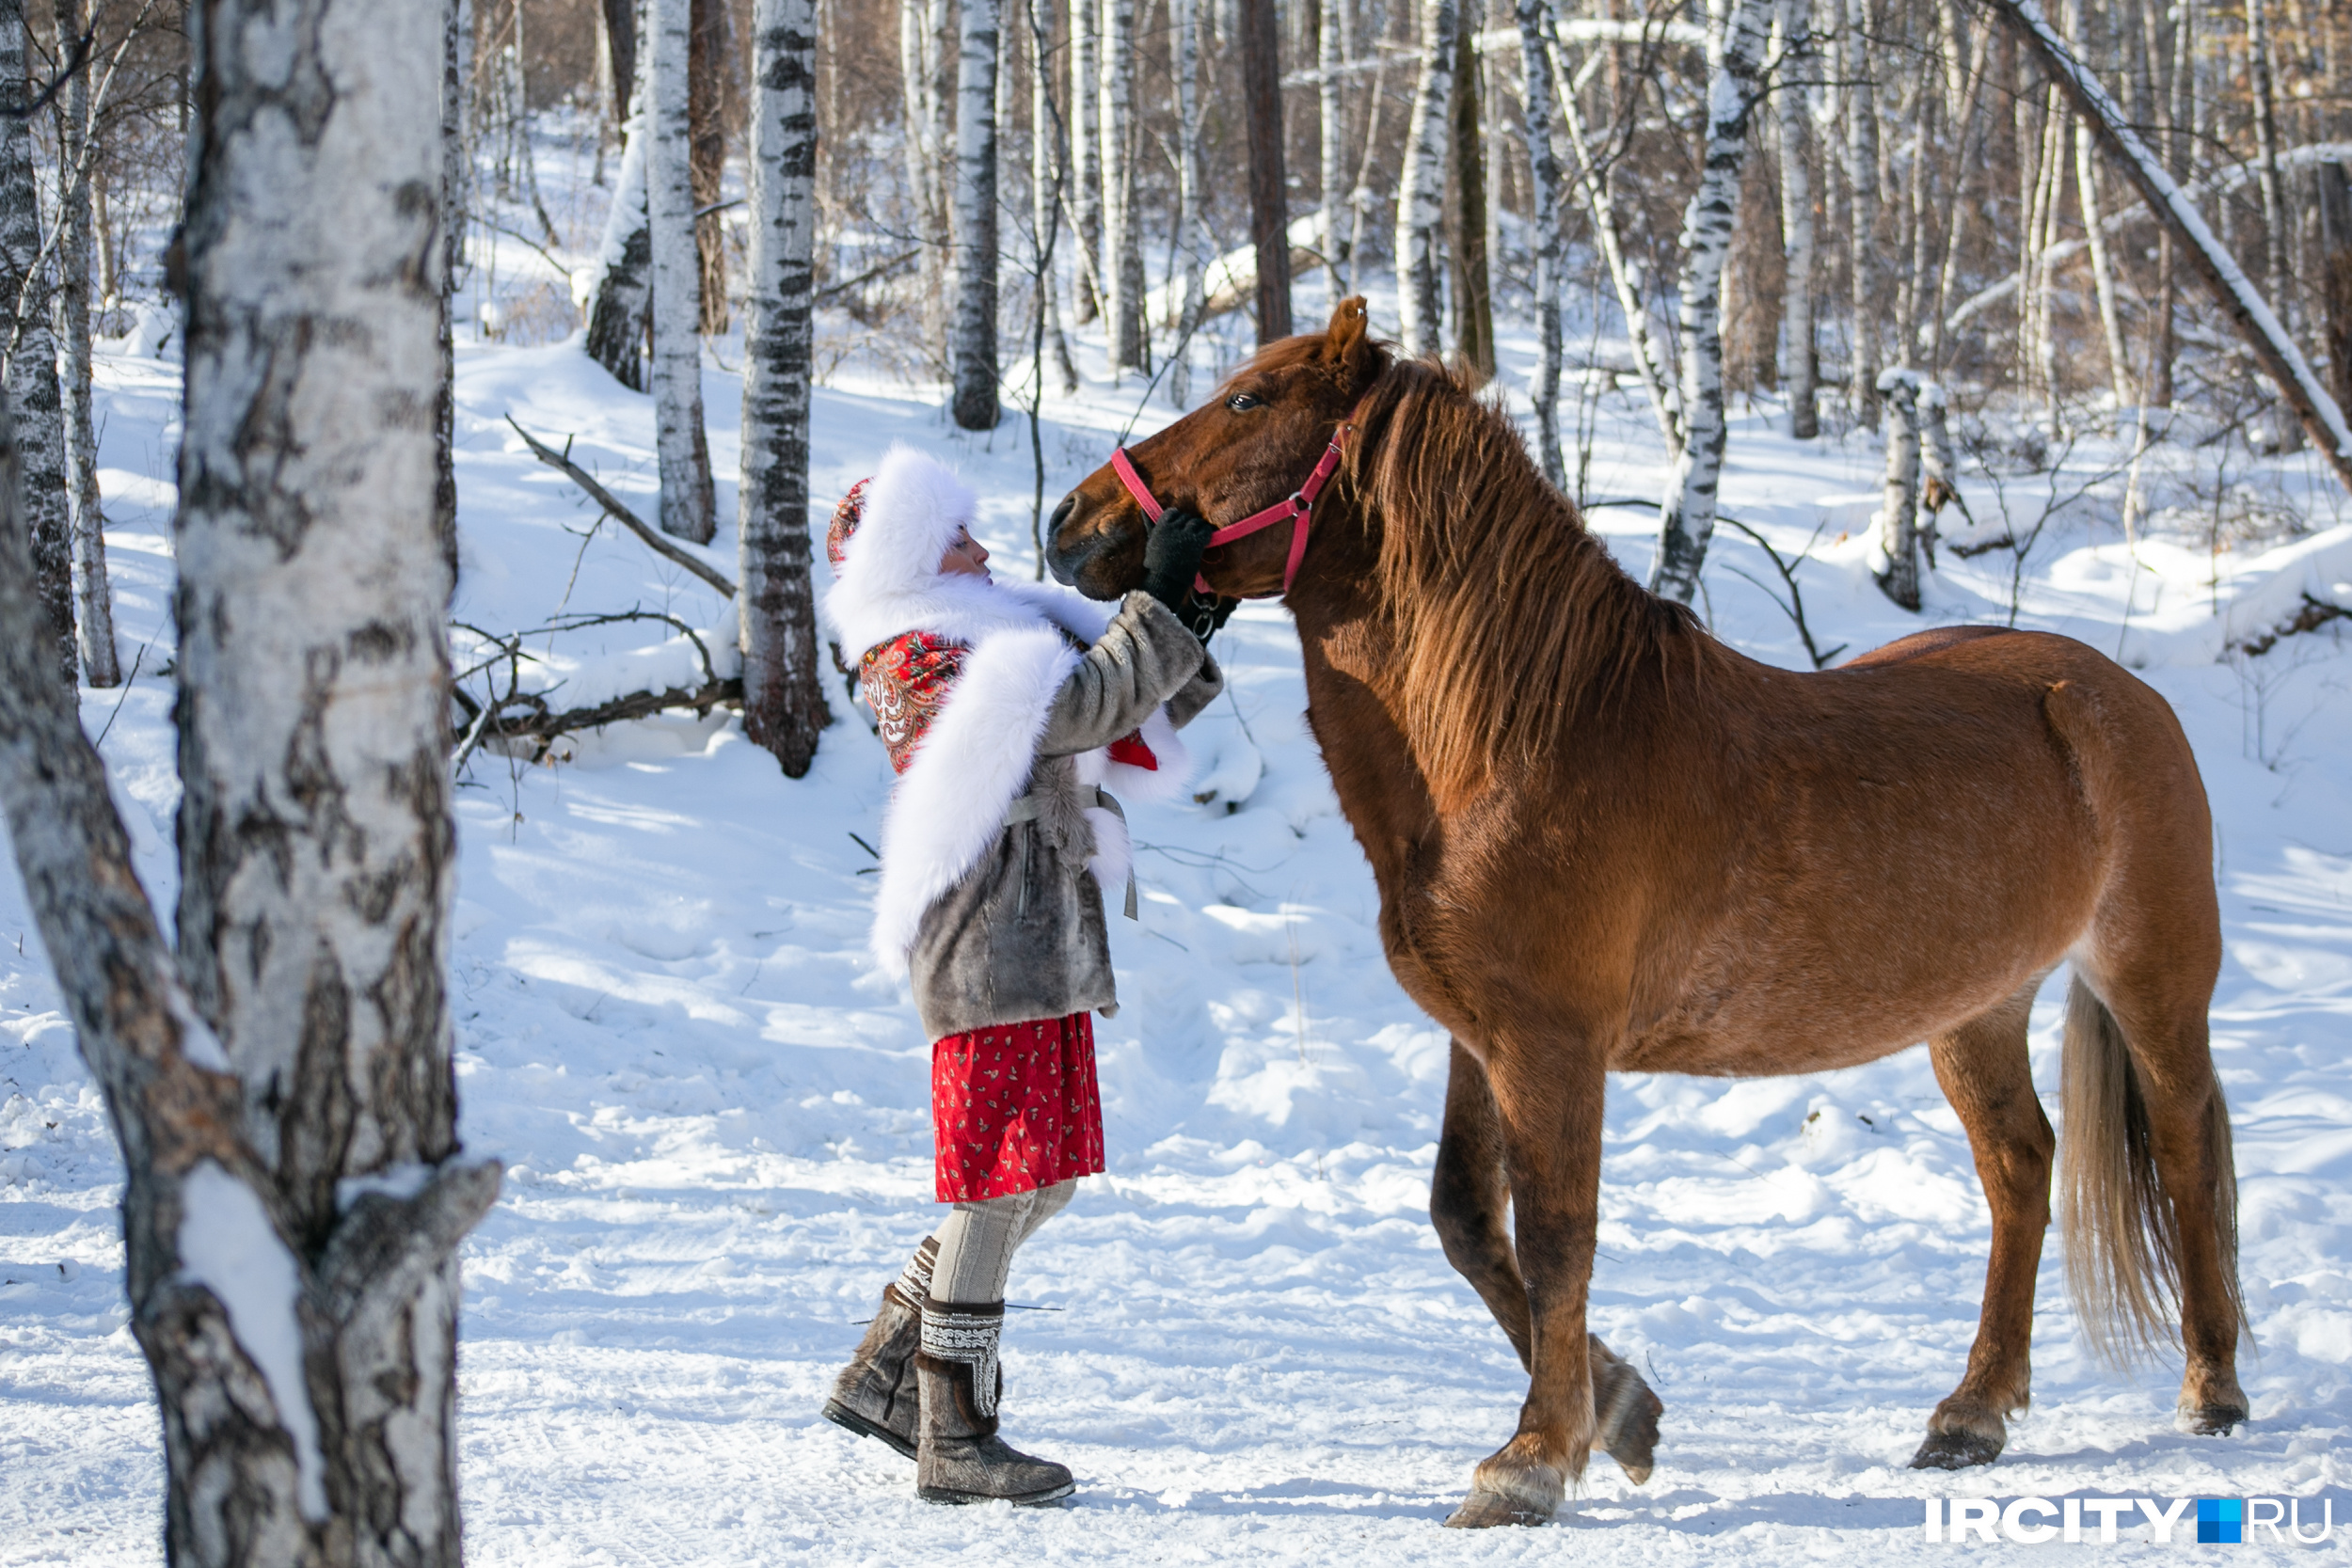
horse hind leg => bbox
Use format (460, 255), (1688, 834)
(1913, 981), (2052, 1470)
(1431, 1039), (1663, 1491)
(2062, 973), (2248, 1433)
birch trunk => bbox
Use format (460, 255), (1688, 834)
(585, 26), (654, 392)
(1981, 0), (2352, 485)
(1034, 0), (1080, 394)
(1873, 366), (1922, 608)
(952, 0), (1002, 427)
(1100, 0), (1147, 372)
(649, 0), (717, 542)
(149, 0), (500, 1556)
(1517, 0), (1564, 483)
(1240, 0), (1291, 341)
(1394, 0), (1456, 358)
(437, 0), (472, 590)
(689, 0), (733, 334)
(740, 0), (829, 776)
(900, 0), (950, 352)
(2248, 0), (2289, 329)
(1844, 0), (1881, 423)
(0, 5), (73, 693)
(55, 0), (118, 685)
(1171, 0), (1206, 404)
(1319, 0), (1346, 293)
(1448, 14), (1493, 375)
(1070, 0), (1101, 322)
(1649, 0), (1771, 605)
(2074, 119), (2133, 408)
(1775, 0), (1819, 437)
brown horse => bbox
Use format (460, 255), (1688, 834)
(1046, 298), (2246, 1528)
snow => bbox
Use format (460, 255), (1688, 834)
(173, 1162), (326, 1519)
(3, 282), (2351, 1564)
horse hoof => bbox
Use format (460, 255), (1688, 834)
(1909, 1430), (2003, 1470)
(2180, 1402), (2248, 1436)
(1443, 1489), (1551, 1528)
(1597, 1373), (1663, 1485)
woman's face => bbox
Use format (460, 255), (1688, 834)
(939, 526), (992, 580)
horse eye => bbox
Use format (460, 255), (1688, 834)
(1226, 392), (1262, 412)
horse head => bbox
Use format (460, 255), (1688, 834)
(1046, 295), (1391, 602)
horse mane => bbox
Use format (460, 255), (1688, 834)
(1343, 358), (1721, 802)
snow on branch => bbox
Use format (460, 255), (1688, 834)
(506, 415), (739, 598)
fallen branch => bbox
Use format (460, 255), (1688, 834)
(452, 676), (742, 766)
(2229, 594), (2352, 658)
(504, 415), (739, 598)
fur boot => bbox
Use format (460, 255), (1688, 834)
(820, 1238), (937, 1459)
(914, 1300), (1074, 1506)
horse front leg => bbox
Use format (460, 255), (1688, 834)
(1444, 1038), (1611, 1528)
(1431, 1038), (1532, 1367)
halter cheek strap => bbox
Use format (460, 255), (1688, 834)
(1111, 423), (1355, 597)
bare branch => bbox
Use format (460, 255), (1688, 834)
(504, 415), (739, 597)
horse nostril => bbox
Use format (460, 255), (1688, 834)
(1049, 495), (1076, 534)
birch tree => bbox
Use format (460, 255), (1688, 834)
(0, 3), (499, 1560)
(1845, 0), (1882, 422)
(1070, 0), (1101, 323)
(1874, 366), (1923, 607)
(1, 3), (73, 692)
(1170, 0), (1206, 405)
(649, 0), (717, 542)
(1776, 0), (1819, 437)
(1100, 0), (1146, 373)
(952, 0), (1002, 428)
(437, 0), (472, 586)
(55, 0), (119, 684)
(1649, 0), (1772, 605)
(585, 26), (654, 392)
(1517, 0), (1565, 483)
(1319, 0), (1346, 293)
(1032, 0), (1080, 394)
(1395, 0), (1456, 358)
(740, 0), (830, 776)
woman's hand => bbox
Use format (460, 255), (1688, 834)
(1139, 507), (1217, 615)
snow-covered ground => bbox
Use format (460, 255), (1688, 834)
(3, 296), (2350, 1565)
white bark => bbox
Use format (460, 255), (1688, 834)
(952, 0), (1002, 428)
(1, 5), (73, 693)
(1395, 0), (1456, 358)
(2075, 119), (2133, 408)
(1032, 0), (1080, 394)
(1099, 0), (1146, 374)
(1844, 0), (1880, 420)
(1516, 0), (1564, 483)
(56, 0), (118, 685)
(1320, 0), (1347, 293)
(1775, 0), (1818, 437)
(740, 0), (829, 775)
(1982, 0), (2352, 482)
(1170, 0), (1206, 406)
(1070, 0), (1101, 323)
(584, 26), (653, 391)
(648, 0), (716, 542)
(160, 0), (500, 1555)
(2248, 0), (2289, 328)
(1873, 366), (1922, 609)
(1649, 0), (1771, 605)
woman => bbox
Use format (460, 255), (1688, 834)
(817, 445), (1222, 1506)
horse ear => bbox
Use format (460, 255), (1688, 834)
(1324, 295), (1381, 389)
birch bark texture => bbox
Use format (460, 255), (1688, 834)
(437, 0), (472, 586)
(585, 28), (654, 392)
(951, 0), (1002, 429)
(1395, 0), (1456, 358)
(648, 0), (717, 542)
(1515, 0), (1565, 483)
(1775, 0), (1819, 437)
(1844, 0), (1881, 422)
(158, 0), (501, 1555)
(1, 4), (75, 693)
(1100, 0), (1147, 372)
(1170, 0), (1206, 404)
(56, 0), (119, 684)
(1032, 0), (1080, 395)
(1874, 365), (1923, 608)
(740, 0), (830, 776)
(1649, 0), (1772, 605)
(1069, 0), (1101, 322)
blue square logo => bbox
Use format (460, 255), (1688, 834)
(2199, 1497), (2243, 1544)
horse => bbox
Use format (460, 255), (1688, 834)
(1043, 297), (2246, 1528)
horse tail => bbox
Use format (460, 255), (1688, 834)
(2058, 974), (2244, 1365)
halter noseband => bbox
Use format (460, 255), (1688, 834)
(1109, 419), (1356, 597)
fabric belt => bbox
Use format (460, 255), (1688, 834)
(1002, 785), (1138, 920)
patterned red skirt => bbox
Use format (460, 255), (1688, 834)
(930, 1013), (1105, 1201)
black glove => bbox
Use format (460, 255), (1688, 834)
(1139, 506), (1217, 616)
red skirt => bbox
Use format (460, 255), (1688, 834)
(930, 1013), (1106, 1201)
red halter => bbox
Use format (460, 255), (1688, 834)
(1109, 420), (1355, 597)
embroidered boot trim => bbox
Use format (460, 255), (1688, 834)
(920, 1300), (1007, 1419)
(893, 1235), (940, 1309)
